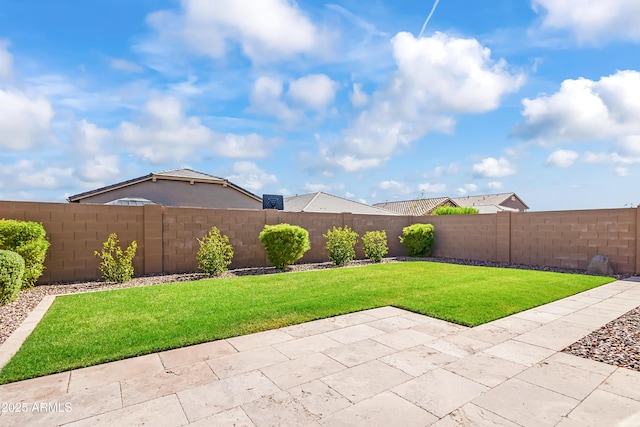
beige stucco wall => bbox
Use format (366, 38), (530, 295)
(76, 179), (261, 209)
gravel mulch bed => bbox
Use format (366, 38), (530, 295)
(563, 305), (640, 372)
(0, 256), (634, 348)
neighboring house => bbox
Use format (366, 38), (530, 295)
(284, 192), (400, 215)
(68, 168), (262, 209)
(372, 197), (459, 216)
(373, 192), (529, 215)
(452, 192), (529, 213)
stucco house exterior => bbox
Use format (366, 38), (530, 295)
(68, 168), (262, 209)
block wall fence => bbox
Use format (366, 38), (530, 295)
(1, 201), (639, 284)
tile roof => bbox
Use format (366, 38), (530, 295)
(452, 192), (529, 210)
(284, 192), (399, 215)
(372, 197), (458, 216)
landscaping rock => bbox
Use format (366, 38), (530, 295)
(587, 255), (614, 275)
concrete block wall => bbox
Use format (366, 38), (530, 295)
(510, 208), (638, 272)
(1, 201), (638, 284)
(416, 214), (498, 262)
(0, 201), (143, 283)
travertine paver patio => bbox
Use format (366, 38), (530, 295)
(1, 278), (640, 426)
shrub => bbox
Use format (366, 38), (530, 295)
(0, 219), (50, 288)
(432, 206), (479, 215)
(362, 230), (389, 263)
(0, 250), (25, 305)
(94, 233), (137, 283)
(324, 226), (358, 266)
(400, 223), (435, 257)
(197, 227), (234, 276)
(259, 223), (310, 269)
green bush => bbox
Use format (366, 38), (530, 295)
(94, 233), (137, 283)
(400, 223), (435, 257)
(259, 223), (310, 269)
(362, 230), (389, 263)
(324, 226), (358, 266)
(432, 206), (479, 215)
(0, 219), (50, 288)
(197, 226), (234, 276)
(0, 250), (25, 305)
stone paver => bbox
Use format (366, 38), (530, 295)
(392, 368), (489, 417)
(561, 389), (640, 426)
(1, 278), (639, 426)
(320, 391), (438, 426)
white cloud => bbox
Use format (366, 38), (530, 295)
(216, 133), (274, 158)
(288, 74), (338, 111)
(0, 160), (72, 189)
(425, 163), (458, 179)
(546, 149), (579, 168)
(118, 95), (273, 163)
(226, 161), (277, 193)
(616, 167), (629, 176)
(0, 89), (54, 150)
(76, 155), (120, 183)
(487, 181), (503, 190)
(303, 182), (330, 192)
(472, 157), (516, 178)
(110, 58), (144, 73)
(349, 83), (368, 108)
(0, 39), (13, 80)
(378, 180), (412, 196)
(73, 120), (112, 155)
(142, 0), (324, 65)
(456, 183), (478, 195)
(514, 70), (640, 143)
(618, 135), (640, 156)
(249, 76), (296, 121)
(327, 31), (524, 171)
(532, 0), (640, 44)
(418, 182), (446, 193)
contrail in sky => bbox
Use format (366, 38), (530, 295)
(418, 0), (440, 38)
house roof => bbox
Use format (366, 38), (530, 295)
(451, 192), (529, 210)
(67, 168), (262, 203)
(372, 197), (459, 216)
(284, 192), (400, 215)
(471, 204), (520, 214)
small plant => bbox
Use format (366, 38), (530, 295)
(0, 250), (25, 305)
(197, 227), (234, 276)
(0, 219), (50, 288)
(324, 226), (358, 266)
(259, 223), (310, 269)
(94, 233), (137, 283)
(400, 223), (435, 257)
(362, 230), (389, 263)
(432, 206), (479, 215)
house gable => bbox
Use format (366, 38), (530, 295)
(68, 168), (262, 209)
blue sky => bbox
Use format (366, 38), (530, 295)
(1, 0), (639, 211)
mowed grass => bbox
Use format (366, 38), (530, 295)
(0, 262), (613, 383)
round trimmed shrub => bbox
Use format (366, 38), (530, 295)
(259, 224), (310, 269)
(0, 219), (50, 288)
(324, 226), (358, 266)
(197, 226), (234, 276)
(400, 223), (435, 257)
(362, 230), (389, 263)
(0, 250), (25, 305)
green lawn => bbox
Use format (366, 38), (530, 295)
(0, 262), (613, 383)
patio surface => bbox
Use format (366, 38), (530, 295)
(1, 278), (640, 426)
